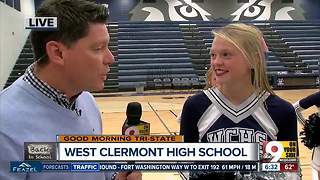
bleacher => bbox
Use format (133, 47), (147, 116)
(117, 22), (198, 91)
(104, 23), (120, 92)
(271, 21), (320, 74)
(5, 20), (319, 93)
(269, 20), (320, 88)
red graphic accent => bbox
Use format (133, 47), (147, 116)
(271, 146), (278, 153)
(280, 163), (298, 172)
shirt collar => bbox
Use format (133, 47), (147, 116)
(22, 62), (80, 112)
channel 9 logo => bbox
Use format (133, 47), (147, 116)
(262, 141), (297, 162)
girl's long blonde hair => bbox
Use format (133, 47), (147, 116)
(212, 23), (274, 94)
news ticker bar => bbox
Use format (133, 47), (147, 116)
(10, 161), (299, 173)
(11, 161), (260, 172)
(57, 135), (184, 142)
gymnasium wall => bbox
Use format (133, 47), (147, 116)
(0, 0), (35, 90)
(101, 0), (320, 22)
(33, 0), (320, 22)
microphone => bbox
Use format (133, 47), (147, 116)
(122, 102), (150, 135)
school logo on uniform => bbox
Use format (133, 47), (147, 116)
(207, 128), (268, 143)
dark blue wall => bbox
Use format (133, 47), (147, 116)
(103, 0), (139, 21)
(300, 0), (320, 19)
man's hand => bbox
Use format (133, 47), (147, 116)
(115, 171), (142, 180)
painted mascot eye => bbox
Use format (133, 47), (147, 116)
(232, 0), (274, 21)
(175, 4), (202, 20)
(165, 0), (211, 21)
(242, 0), (266, 20)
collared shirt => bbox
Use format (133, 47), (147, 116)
(0, 77), (110, 180)
(22, 63), (81, 116)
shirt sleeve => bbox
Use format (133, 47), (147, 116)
(299, 91), (320, 109)
(180, 97), (200, 142)
(276, 103), (298, 141)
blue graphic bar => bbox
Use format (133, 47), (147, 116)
(10, 161), (259, 172)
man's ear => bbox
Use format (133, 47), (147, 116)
(46, 41), (65, 66)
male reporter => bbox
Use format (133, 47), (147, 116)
(0, 0), (141, 179)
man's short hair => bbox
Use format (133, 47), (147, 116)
(31, 0), (109, 65)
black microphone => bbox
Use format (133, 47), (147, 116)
(122, 102), (150, 135)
